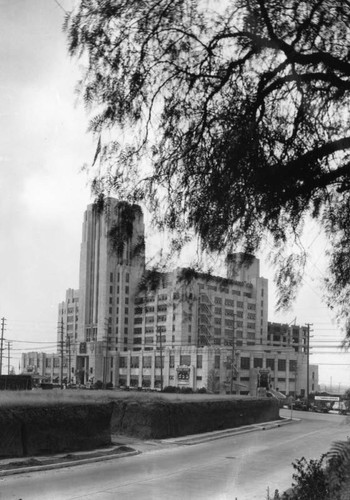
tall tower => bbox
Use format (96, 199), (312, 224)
(76, 198), (145, 384)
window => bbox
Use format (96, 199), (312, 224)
(145, 336), (154, 344)
(53, 358), (59, 368)
(45, 358), (51, 368)
(131, 356), (139, 368)
(155, 356), (164, 368)
(126, 273), (129, 283)
(145, 327), (154, 333)
(188, 335), (192, 343)
(248, 303), (256, 310)
(170, 355), (175, 368)
(225, 299), (234, 307)
(158, 294), (167, 301)
(157, 315), (167, 322)
(125, 286), (129, 295)
(145, 306), (154, 313)
(225, 319), (234, 327)
(254, 358), (263, 368)
(240, 357), (250, 370)
(247, 323), (256, 329)
(278, 359), (286, 371)
(180, 355), (191, 366)
(214, 328), (221, 335)
(110, 286), (113, 294)
(145, 317), (154, 323)
(214, 307), (222, 315)
(266, 359), (275, 370)
(214, 355), (220, 369)
(134, 307), (143, 315)
(110, 272), (113, 283)
(214, 297), (222, 304)
(157, 305), (167, 312)
(289, 360), (297, 372)
(214, 317), (222, 325)
(143, 356), (152, 368)
(119, 357), (126, 368)
(197, 355), (202, 368)
(225, 309), (234, 316)
(247, 313), (256, 320)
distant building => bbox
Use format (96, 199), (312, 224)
(21, 199), (319, 395)
(21, 351), (69, 384)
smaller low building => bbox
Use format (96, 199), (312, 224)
(21, 352), (70, 385)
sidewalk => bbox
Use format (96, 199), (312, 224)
(0, 416), (298, 477)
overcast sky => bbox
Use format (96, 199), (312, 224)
(0, 0), (348, 388)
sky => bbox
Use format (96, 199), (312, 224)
(0, 0), (349, 389)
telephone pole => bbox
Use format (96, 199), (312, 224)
(66, 335), (71, 385)
(159, 326), (163, 391)
(0, 318), (6, 376)
(59, 318), (64, 388)
(6, 341), (12, 375)
(230, 314), (236, 395)
(305, 323), (313, 402)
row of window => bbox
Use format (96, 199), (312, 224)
(120, 354), (203, 369)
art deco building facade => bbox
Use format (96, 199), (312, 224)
(22, 199), (318, 395)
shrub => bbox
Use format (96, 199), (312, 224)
(180, 387), (193, 394)
(162, 386), (178, 393)
(93, 380), (103, 390)
(196, 387), (207, 394)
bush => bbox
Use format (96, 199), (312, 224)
(266, 455), (330, 500)
(162, 386), (178, 393)
(93, 380), (103, 390)
(106, 382), (113, 389)
(180, 387), (193, 394)
(196, 387), (207, 394)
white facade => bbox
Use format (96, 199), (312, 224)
(21, 199), (318, 394)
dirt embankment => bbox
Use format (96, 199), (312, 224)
(0, 403), (113, 458)
(110, 397), (279, 439)
(0, 392), (279, 457)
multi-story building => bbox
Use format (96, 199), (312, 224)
(21, 199), (318, 395)
(21, 351), (69, 384)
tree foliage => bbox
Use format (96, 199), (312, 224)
(65, 0), (350, 327)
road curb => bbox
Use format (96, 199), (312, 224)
(0, 450), (141, 477)
(161, 417), (299, 445)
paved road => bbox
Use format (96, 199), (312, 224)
(1, 410), (349, 500)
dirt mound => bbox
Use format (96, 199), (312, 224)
(111, 397), (279, 439)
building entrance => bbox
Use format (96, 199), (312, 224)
(76, 356), (89, 385)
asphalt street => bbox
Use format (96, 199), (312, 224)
(0, 410), (349, 500)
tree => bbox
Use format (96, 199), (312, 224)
(65, 0), (350, 331)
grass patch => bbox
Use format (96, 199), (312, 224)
(0, 389), (257, 408)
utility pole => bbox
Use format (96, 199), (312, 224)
(7, 341), (12, 375)
(157, 325), (163, 391)
(0, 317), (6, 376)
(66, 335), (71, 385)
(59, 318), (64, 389)
(230, 314), (236, 395)
(305, 323), (313, 403)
